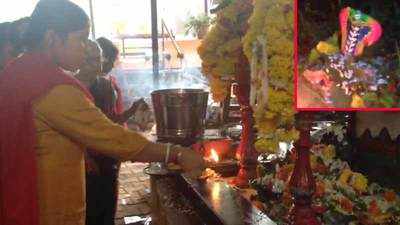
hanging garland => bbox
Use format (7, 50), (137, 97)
(243, 0), (298, 154)
(197, 0), (253, 102)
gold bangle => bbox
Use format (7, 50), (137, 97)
(164, 143), (172, 164)
(176, 148), (184, 164)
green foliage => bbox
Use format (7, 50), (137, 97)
(307, 33), (339, 64)
(362, 92), (378, 106)
(184, 13), (214, 37)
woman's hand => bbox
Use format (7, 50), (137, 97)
(133, 143), (206, 179)
(117, 98), (150, 124)
(174, 146), (206, 179)
(128, 98), (149, 114)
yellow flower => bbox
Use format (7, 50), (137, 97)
(339, 169), (353, 186)
(244, 0), (297, 154)
(198, 0), (253, 103)
(256, 165), (266, 178)
(322, 145), (336, 160)
(310, 155), (318, 170)
(283, 164), (295, 172)
(351, 172), (368, 193)
(316, 41), (338, 55)
(351, 94), (365, 108)
(256, 119), (277, 134)
(255, 138), (279, 154)
(323, 179), (334, 192)
(369, 213), (392, 224)
(375, 214), (392, 224)
(338, 168), (368, 193)
(208, 77), (229, 102)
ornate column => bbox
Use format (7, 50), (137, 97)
(231, 50), (259, 188)
(288, 112), (320, 225)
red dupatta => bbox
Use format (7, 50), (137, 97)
(0, 52), (93, 225)
(109, 75), (124, 116)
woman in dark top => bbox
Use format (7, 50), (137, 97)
(76, 38), (147, 225)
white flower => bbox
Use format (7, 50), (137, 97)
(376, 196), (391, 213)
(261, 174), (273, 186)
(272, 179), (285, 194)
(368, 183), (383, 195)
(361, 196), (374, 205)
(329, 159), (348, 172)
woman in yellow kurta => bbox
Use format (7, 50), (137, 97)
(0, 1), (205, 225)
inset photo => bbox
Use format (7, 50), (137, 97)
(297, 0), (400, 109)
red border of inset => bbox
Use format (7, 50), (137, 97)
(293, 0), (400, 112)
(294, 0), (298, 111)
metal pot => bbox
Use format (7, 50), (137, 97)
(151, 89), (208, 144)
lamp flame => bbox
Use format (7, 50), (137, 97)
(206, 148), (219, 163)
(210, 149), (219, 162)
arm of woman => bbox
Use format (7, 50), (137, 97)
(115, 98), (149, 124)
(34, 85), (204, 174)
(92, 77), (141, 124)
(112, 104), (138, 124)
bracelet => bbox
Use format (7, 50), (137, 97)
(164, 143), (172, 164)
(176, 148), (183, 164)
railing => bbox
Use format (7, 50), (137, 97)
(115, 19), (184, 70)
(161, 19), (184, 62)
(117, 33), (168, 58)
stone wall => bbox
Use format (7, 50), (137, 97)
(356, 112), (400, 139)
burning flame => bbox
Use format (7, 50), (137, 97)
(206, 148), (219, 163)
(210, 149), (219, 162)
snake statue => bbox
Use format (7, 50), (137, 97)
(304, 7), (386, 107)
(327, 7), (384, 98)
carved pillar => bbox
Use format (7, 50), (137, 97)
(231, 50), (259, 188)
(288, 112), (320, 225)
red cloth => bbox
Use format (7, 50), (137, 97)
(109, 75), (124, 116)
(0, 52), (93, 225)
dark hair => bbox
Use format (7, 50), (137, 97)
(12, 17), (31, 39)
(0, 18), (29, 56)
(96, 37), (119, 74)
(23, 0), (89, 50)
(10, 17), (31, 54)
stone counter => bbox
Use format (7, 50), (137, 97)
(150, 174), (276, 225)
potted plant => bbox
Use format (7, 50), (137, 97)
(184, 13), (213, 39)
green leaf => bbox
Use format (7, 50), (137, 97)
(308, 49), (321, 64)
(379, 92), (395, 107)
(362, 92), (378, 104)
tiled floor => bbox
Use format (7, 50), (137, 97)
(115, 162), (151, 225)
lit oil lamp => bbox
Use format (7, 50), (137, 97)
(209, 148), (220, 163)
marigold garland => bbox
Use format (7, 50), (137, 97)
(197, 0), (253, 102)
(199, 0), (298, 153)
(243, 0), (298, 154)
